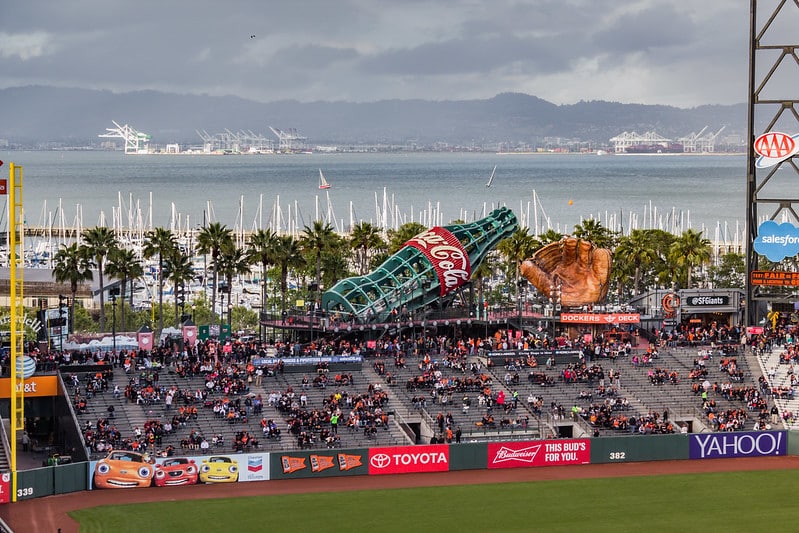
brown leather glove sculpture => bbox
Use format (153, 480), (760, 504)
(519, 237), (612, 307)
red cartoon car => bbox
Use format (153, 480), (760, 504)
(154, 457), (199, 487)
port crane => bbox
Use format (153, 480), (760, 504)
(98, 121), (152, 154)
(269, 126), (307, 152)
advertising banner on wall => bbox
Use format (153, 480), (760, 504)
(270, 448), (368, 479)
(0, 375), (59, 398)
(368, 444), (450, 475)
(559, 313), (640, 324)
(0, 472), (9, 504)
(88, 451), (268, 490)
(487, 439), (590, 469)
(689, 431), (786, 460)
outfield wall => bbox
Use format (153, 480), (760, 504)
(7, 430), (795, 501)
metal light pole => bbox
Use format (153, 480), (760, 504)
(259, 280), (265, 342)
(111, 294), (117, 356)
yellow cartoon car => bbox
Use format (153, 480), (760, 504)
(93, 450), (155, 489)
(199, 456), (239, 483)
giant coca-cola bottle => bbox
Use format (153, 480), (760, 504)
(323, 207), (518, 323)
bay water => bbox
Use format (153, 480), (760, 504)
(4, 151), (747, 241)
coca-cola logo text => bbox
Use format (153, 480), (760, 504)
(406, 228), (472, 296)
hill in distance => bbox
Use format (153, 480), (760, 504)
(0, 86), (746, 148)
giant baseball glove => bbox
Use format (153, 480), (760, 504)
(520, 237), (612, 307)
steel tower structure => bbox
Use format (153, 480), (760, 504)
(745, 1), (799, 325)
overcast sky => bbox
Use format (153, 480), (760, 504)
(1, 1), (796, 108)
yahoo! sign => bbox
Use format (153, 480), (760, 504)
(689, 431), (786, 459)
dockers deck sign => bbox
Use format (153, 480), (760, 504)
(559, 313), (640, 324)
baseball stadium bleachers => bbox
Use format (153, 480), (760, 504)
(51, 331), (781, 462)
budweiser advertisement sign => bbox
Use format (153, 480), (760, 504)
(368, 444), (449, 475)
(560, 313), (640, 324)
(405, 227), (471, 296)
(487, 439), (590, 469)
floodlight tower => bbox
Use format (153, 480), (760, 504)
(745, 1), (799, 326)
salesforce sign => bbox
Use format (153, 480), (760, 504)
(689, 431), (786, 459)
(753, 220), (799, 262)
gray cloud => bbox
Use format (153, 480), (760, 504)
(0, 0), (789, 107)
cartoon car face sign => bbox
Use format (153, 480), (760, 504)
(93, 450), (155, 489)
(199, 456), (239, 483)
(154, 457), (199, 487)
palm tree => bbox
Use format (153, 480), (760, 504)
(573, 219), (617, 249)
(349, 222), (386, 275)
(216, 245), (251, 325)
(386, 222), (427, 254)
(320, 237), (352, 288)
(471, 254), (496, 318)
(81, 226), (119, 331)
(247, 228), (279, 320)
(537, 229), (564, 246)
(164, 249), (195, 328)
(614, 229), (659, 296)
(301, 221), (336, 305)
(274, 235), (306, 317)
(497, 228), (537, 303)
(52, 243), (93, 333)
(669, 229), (712, 288)
(143, 227), (178, 332)
(105, 247), (144, 332)
(195, 222), (233, 325)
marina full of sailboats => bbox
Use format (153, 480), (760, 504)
(1, 151), (754, 314)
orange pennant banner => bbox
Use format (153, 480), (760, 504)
(337, 453), (363, 471)
(281, 455), (307, 474)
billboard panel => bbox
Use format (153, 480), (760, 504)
(270, 448), (368, 479)
(487, 439), (590, 469)
(368, 444), (450, 475)
(689, 431), (786, 459)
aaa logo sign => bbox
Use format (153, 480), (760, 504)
(754, 132), (799, 168)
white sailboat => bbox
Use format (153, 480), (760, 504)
(319, 169), (331, 189)
(485, 165), (497, 187)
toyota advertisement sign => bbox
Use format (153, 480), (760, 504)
(689, 431), (786, 459)
(487, 439), (590, 469)
(368, 444), (450, 475)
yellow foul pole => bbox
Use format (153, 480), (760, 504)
(8, 162), (24, 502)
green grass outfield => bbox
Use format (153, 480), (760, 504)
(71, 470), (798, 532)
